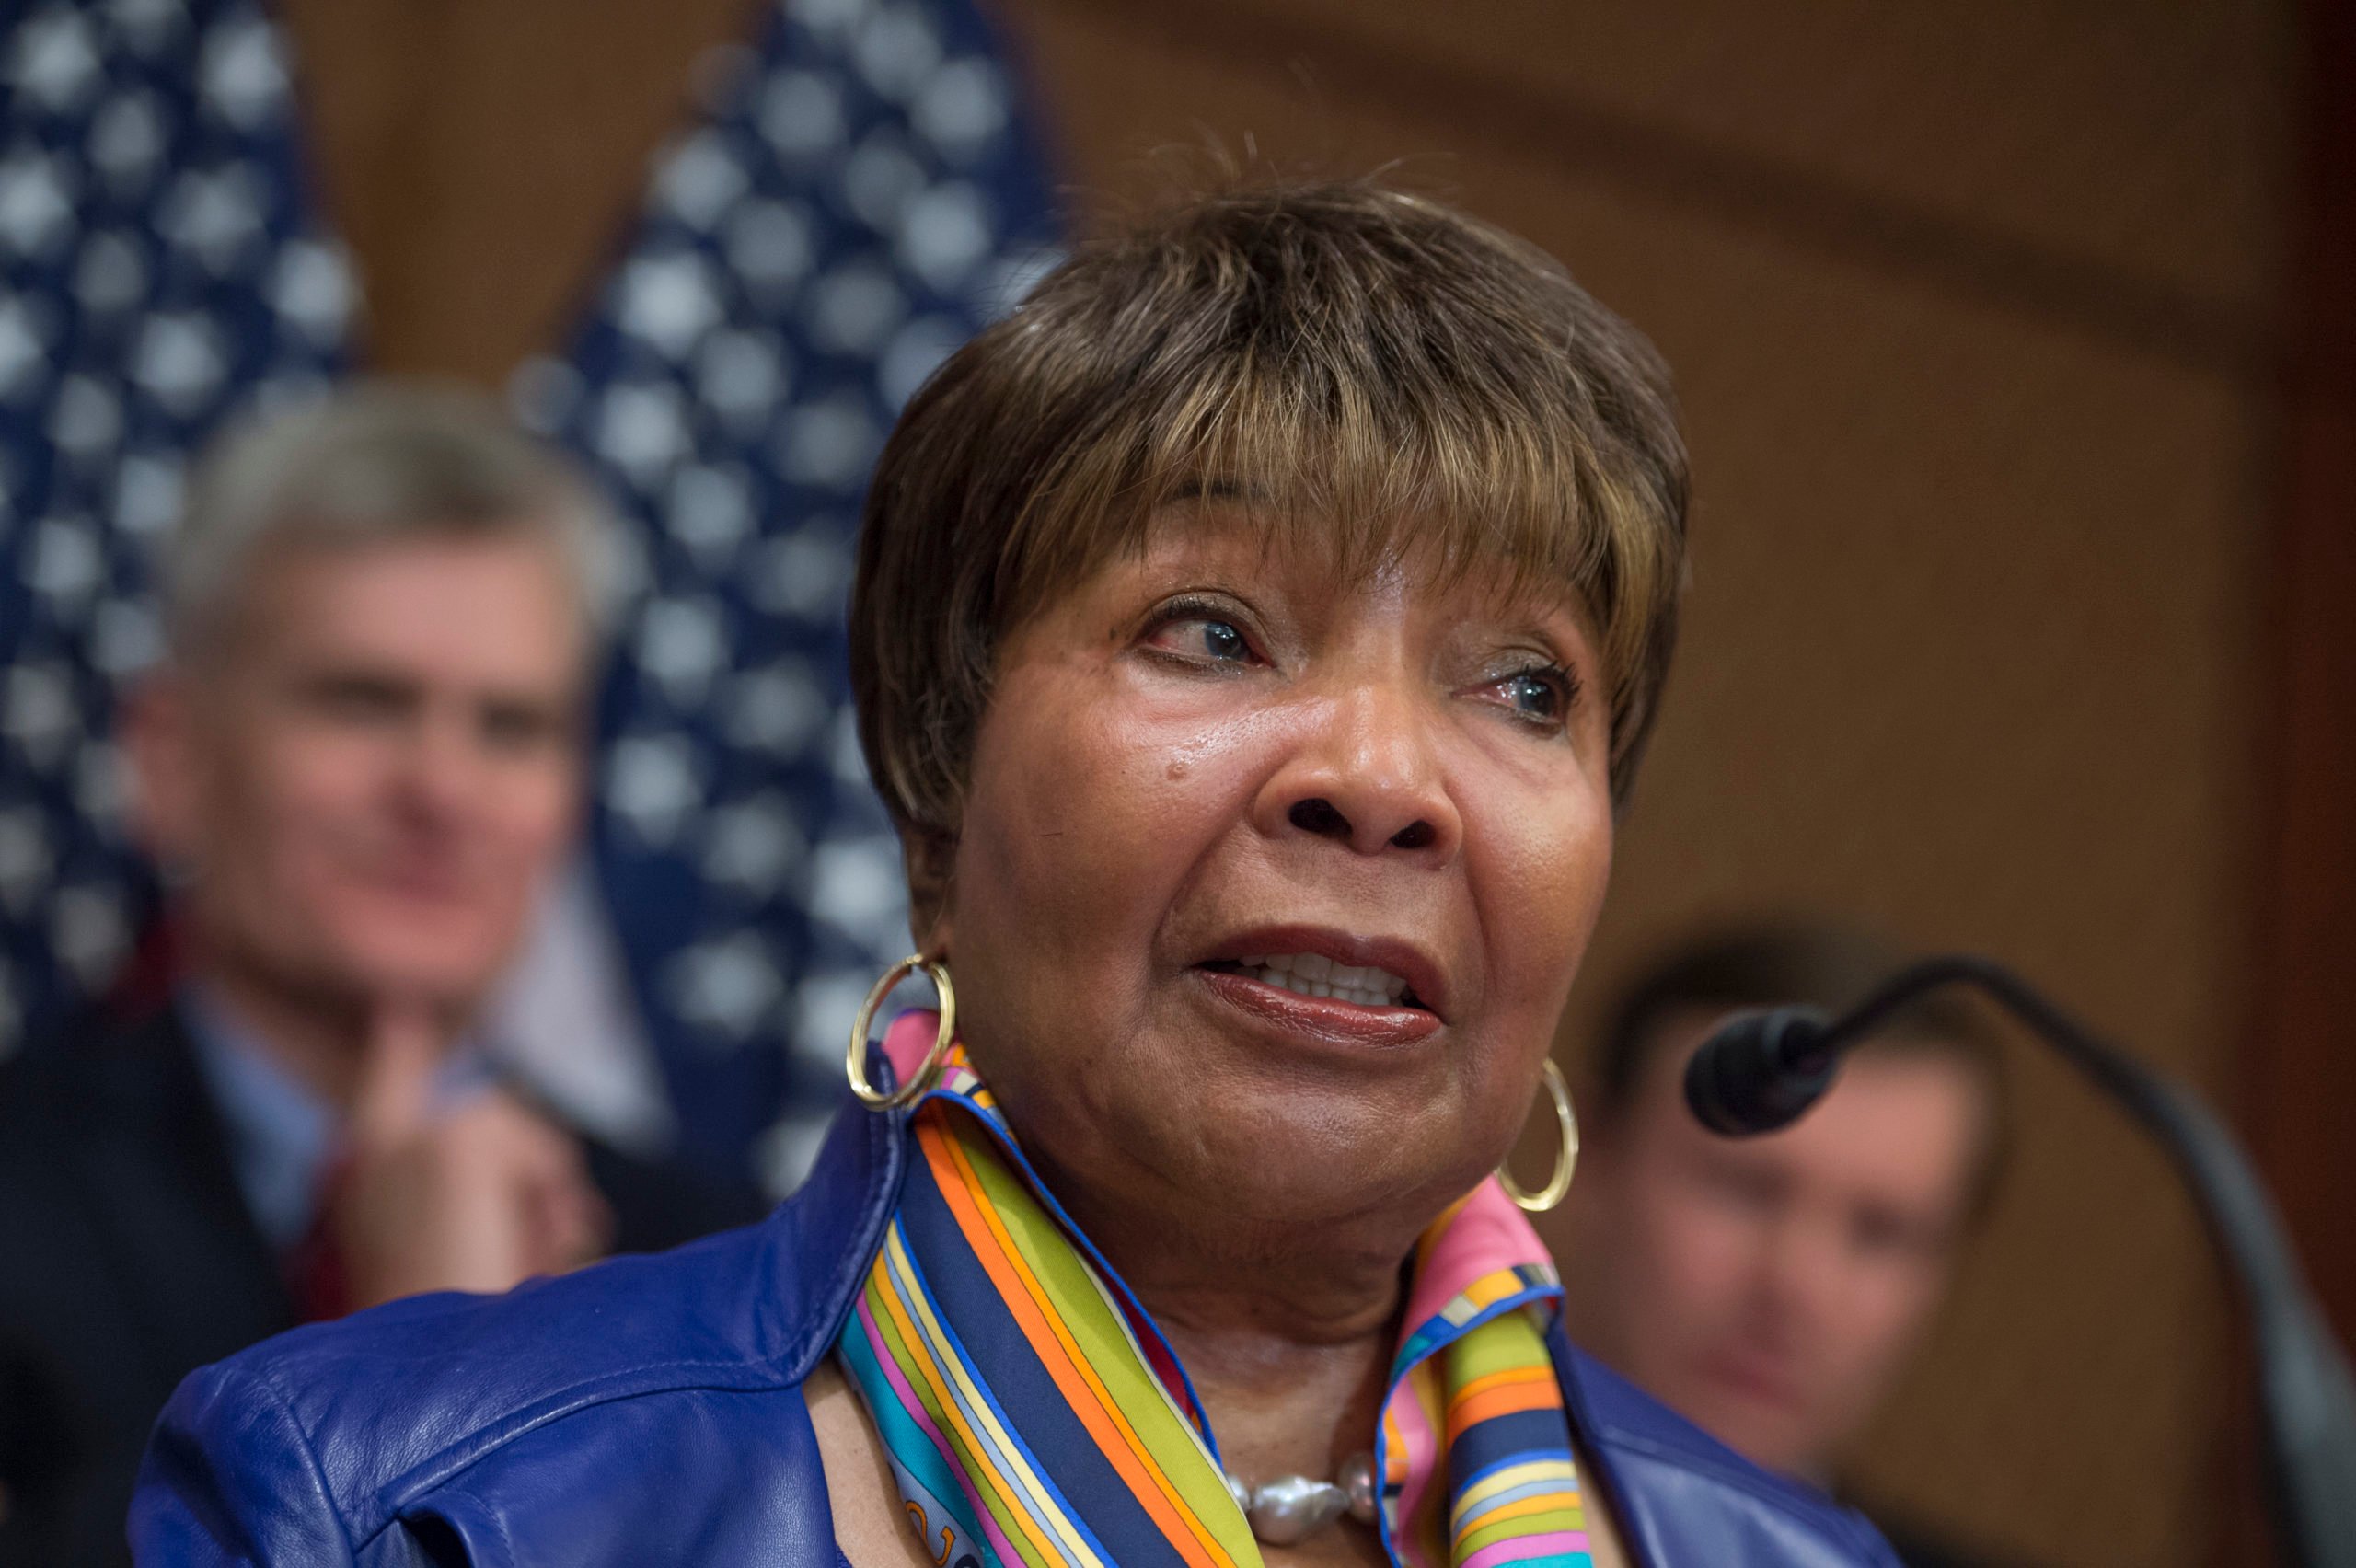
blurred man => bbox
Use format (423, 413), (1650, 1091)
(0, 386), (764, 1567)
(1558, 921), (2015, 1568)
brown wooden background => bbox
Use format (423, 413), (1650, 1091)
(268, 2), (2350, 1562)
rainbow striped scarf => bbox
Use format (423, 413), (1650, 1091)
(834, 1019), (1596, 1568)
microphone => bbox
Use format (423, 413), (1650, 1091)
(1683, 954), (2356, 1568)
(1680, 1005), (1837, 1135)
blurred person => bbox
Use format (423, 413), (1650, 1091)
(0, 385), (765, 1568)
(1559, 920), (2017, 1568)
(133, 180), (1904, 1568)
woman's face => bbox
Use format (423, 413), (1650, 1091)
(929, 504), (1617, 1243)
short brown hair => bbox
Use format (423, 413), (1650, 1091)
(850, 179), (1690, 908)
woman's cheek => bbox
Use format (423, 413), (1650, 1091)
(962, 661), (1230, 945)
(1475, 772), (1614, 1029)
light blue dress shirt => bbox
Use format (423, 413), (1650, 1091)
(180, 986), (494, 1251)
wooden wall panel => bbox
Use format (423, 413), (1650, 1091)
(2248, 0), (2356, 1419)
(1030, 0), (2292, 321)
(277, 0), (761, 386)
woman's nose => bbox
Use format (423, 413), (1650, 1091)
(1287, 797), (1440, 850)
(1257, 682), (1462, 859)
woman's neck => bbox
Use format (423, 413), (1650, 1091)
(1044, 1168), (1420, 1486)
(1109, 1245), (1404, 1568)
(1146, 1275), (1399, 1484)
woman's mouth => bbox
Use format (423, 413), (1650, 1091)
(1192, 952), (1442, 1049)
(1201, 952), (1424, 1009)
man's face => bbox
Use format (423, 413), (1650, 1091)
(133, 533), (587, 1019)
(1565, 1009), (1988, 1478)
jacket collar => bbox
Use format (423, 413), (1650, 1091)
(762, 1092), (909, 1380)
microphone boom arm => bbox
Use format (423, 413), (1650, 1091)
(1696, 954), (2356, 1568)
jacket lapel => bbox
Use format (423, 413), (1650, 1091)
(1549, 1314), (1664, 1568)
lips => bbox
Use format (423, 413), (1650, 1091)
(1194, 924), (1450, 1021)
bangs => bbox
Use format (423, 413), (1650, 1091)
(1000, 342), (1667, 685)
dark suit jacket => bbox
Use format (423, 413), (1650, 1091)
(0, 1004), (771, 1568)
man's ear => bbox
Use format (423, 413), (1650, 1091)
(118, 669), (200, 868)
(900, 824), (958, 957)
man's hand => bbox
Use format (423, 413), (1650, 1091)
(329, 1004), (612, 1309)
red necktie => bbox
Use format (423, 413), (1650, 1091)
(281, 1155), (354, 1322)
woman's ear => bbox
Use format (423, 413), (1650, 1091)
(901, 824), (959, 956)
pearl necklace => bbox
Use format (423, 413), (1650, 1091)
(1222, 1451), (1379, 1546)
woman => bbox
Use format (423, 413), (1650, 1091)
(133, 181), (1900, 1567)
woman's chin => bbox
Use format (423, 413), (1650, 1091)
(1172, 1132), (1487, 1241)
(987, 974), (1498, 1240)
(1108, 1068), (1491, 1239)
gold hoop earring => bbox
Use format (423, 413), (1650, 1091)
(845, 953), (956, 1111)
(1498, 1059), (1578, 1213)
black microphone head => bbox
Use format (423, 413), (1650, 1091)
(1682, 1006), (1839, 1136)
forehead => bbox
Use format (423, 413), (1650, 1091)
(230, 534), (584, 689)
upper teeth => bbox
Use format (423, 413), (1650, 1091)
(1235, 952), (1411, 1007)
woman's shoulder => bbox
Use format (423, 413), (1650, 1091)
(1563, 1343), (1904, 1568)
(133, 1216), (850, 1564)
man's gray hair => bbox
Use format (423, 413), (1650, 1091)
(164, 381), (623, 659)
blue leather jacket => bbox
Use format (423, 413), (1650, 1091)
(133, 1100), (1903, 1567)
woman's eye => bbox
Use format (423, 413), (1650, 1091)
(1147, 616), (1253, 664)
(1492, 665), (1575, 726)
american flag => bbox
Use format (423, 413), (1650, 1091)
(0, 0), (1060, 1191)
(0, 0), (355, 1055)
(520, 0), (1058, 1187)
